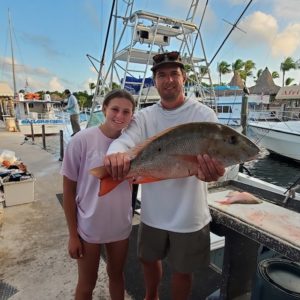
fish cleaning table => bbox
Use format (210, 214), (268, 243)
(207, 188), (300, 300)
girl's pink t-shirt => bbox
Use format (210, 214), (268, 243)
(61, 127), (132, 243)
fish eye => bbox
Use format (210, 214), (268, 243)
(228, 135), (237, 145)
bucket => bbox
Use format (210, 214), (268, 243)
(251, 258), (300, 300)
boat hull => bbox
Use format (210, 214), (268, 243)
(248, 121), (300, 161)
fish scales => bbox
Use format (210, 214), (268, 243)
(90, 122), (260, 195)
(129, 122), (257, 178)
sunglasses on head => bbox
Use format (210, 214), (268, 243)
(153, 51), (181, 64)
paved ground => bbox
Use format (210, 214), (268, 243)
(0, 124), (131, 300)
(0, 123), (225, 300)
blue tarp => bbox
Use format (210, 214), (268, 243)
(122, 76), (154, 94)
(214, 85), (241, 91)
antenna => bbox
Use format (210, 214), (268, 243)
(208, 0), (253, 66)
(221, 18), (246, 34)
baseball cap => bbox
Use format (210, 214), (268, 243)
(151, 51), (184, 71)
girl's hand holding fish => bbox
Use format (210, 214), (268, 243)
(104, 152), (131, 181)
(196, 154), (225, 182)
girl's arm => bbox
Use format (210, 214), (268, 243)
(63, 175), (83, 259)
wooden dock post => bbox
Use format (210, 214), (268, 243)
(59, 130), (64, 161)
(42, 125), (46, 149)
(241, 95), (248, 135)
(30, 121), (35, 143)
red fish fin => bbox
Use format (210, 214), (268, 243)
(90, 166), (108, 179)
(171, 154), (198, 163)
(99, 177), (124, 196)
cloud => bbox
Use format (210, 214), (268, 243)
(233, 11), (300, 57)
(49, 77), (64, 92)
(272, 0), (300, 22)
(237, 11), (278, 44)
(271, 23), (300, 57)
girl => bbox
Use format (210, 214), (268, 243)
(61, 89), (135, 300)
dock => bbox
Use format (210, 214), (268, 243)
(0, 124), (224, 300)
(0, 123), (125, 299)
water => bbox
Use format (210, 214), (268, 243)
(244, 150), (300, 189)
(244, 126), (300, 189)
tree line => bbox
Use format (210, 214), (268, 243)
(217, 56), (299, 87)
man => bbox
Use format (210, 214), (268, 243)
(104, 51), (225, 300)
(64, 89), (81, 136)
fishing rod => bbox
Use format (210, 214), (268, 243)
(92, 0), (116, 99)
(87, 0), (116, 127)
(208, 0), (253, 67)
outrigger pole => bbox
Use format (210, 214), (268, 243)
(208, 0), (253, 67)
(94, 0), (116, 98)
(86, 0), (116, 128)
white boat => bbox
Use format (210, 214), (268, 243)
(247, 85), (300, 161)
(247, 119), (300, 161)
(15, 97), (69, 136)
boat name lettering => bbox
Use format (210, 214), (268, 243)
(20, 119), (64, 125)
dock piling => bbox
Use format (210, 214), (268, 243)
(42, 125), (46, 149)
(30, 121), (35, 143)
(59, 130), (64, 161)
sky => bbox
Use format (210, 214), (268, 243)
(0, 0), (299, 94)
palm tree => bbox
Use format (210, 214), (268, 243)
(272, 71), (279, 79)
(89, 82), (96, 95)
(257, 69), (263, 78)
(240, 60), (255, 83)
(285, 77), (294, 86)
(232, 59), (244, 73)
(280, 57), (296, 86)
(217, 61), (231, 85)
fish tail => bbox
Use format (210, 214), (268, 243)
(99, 177), (124, 196)
(90, 166), (108, 179)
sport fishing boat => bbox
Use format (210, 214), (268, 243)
(14, 94), (68, 136)
(88, 1), (300, 299)
(248, 85), (300, 161)
(247, 119), (300, 161)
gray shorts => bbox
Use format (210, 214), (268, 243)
(137, 222), (210, 273)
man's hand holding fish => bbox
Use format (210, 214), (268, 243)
(196, 154), (225, 182)
(104, 152), (131, 181)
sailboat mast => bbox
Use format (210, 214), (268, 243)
(8, 9), (17, 99)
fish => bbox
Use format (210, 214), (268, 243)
(216, 191), (262, 205)
(90, 122), (260, 196)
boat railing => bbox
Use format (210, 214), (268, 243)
(248, 109), (300, 123)
(28, 111), (59, 120)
